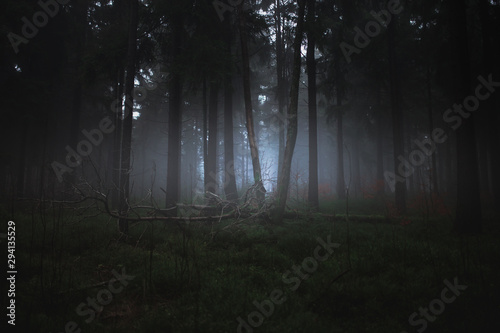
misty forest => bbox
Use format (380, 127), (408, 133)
(1, 0), (500, 332)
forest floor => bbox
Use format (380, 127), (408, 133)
(2, 198), (500, 333)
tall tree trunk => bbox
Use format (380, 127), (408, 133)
(273, 0), (306, 223)
(406, 122), (415, 196)
(112, 67), (124, 209)
(223, 23), (238, 202)
(118, 0), (138, 234)
(276, 0), (286, 186)
(334, 24), (346, 200)
(450, 0), (482, 233)
(239, 4), (266, 203)
(375, 89), (384, 194)
(16, 126), (27, 199)
(479, 0), (500, 207)
(336, 107), (345, 199)
(388, 16), (406, 215)
(66, 0), (87, 190)
(202, 77), (208, 197)
(352, 127), (361, 198)
(306, 0), (319, 210)
(165, 13), (183, 215)
(241, 139), (246, 189)
(426, 65), (439, 194)
(445, 138), (455, 195)
(205, 83), (218, 197)
(335, 51), (346, 200)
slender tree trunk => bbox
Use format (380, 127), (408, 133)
(276, 0), (286, 185)
(273, 0), (306, 223)
(306, 0), (319, 210)
(16, 127), (27, 199)
(241, 139), (246, 189)
(202, 78), (208, 198)
(479, 0), (500, 207)
(388, 16), (406, 215)
(445, 138), (455, 195)
(66, 0), (87, 190)
(353, 128), (361, 198)
(450, 0), (482, 233)
(223, 24), (238, 202)
(205, 83), (218, 197)
(336, 107), (345, 199)
(165, 13), (183, 215)
(112, 67), (124, 209)
(375, 89), (384, 194)
(334, 26), (346, 200)
(406, 122), (415, 196)
(239, 4), (266, 203)
(118, 0), (138, 234)
(426, 65), (439, 194)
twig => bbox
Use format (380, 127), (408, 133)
(307, 269), (351, 307)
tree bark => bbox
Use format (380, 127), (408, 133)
(66, 0), (87, 190)
(479, 0), (500, 207)
(375, 89), (384, 194)
(276, 0), (286, 186)
(205, 83), (218, 197)
(352, 127), (361, 198)
(223, 21), (239, 202)
(306, 0), (319, 211)
(239, 4), (266, 203)
(118, 0), (139, 234)
(388, 16), (406, 215)
(450, 0), (482, 233)
(165, 12), (184, 215)
(426, 65), (439, 194)
(112, 67), (124, 209)
(334, 49), (345, 200)
(273, 0), (306, 223)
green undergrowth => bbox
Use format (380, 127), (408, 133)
(2, 203), (499, 333)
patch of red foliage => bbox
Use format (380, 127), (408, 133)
(318, 183), (335, 201)
(361, 179), (384, 199)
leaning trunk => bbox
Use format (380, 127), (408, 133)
(239, 4), (265, 203)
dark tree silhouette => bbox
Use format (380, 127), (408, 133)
(449, 0), (482, 233)
(274, 0), (307, 223)
(239, 4), (266, 203)
(307, 0), (319, 211)
(118, 0), (138, 234)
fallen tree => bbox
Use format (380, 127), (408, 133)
(65, 180), (273, 229)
